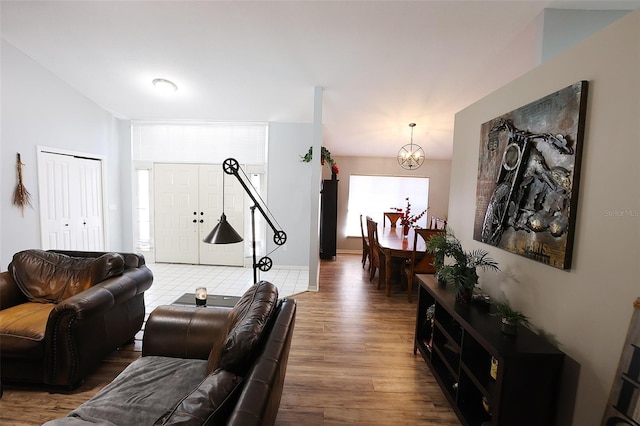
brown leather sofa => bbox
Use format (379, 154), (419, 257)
(0, 249), (153, 389)
(45, 281), (296, 426)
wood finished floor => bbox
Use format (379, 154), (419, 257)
(0, 254), (460, 425)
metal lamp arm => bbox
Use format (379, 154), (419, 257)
(223, 158), (287, 246)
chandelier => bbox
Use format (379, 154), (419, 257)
(397, 123), (425, 170)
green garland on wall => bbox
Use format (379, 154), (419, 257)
(300, 146), (339, 175)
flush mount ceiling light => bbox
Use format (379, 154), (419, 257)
(152, 78), (178, 93)
(397, 122), (425, 170)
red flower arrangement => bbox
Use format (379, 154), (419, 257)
(391, 197), (428, 228)
(331, 163), (339, 176)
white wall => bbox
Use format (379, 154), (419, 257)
(0, 39), (123, 266)
(450, 10), (639, 425)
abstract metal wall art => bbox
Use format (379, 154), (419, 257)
(473, 81), (588, 269)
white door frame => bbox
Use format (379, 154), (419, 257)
(36, 146), (108, 250)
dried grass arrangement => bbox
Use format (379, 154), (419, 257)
(13, 153), (32, 217)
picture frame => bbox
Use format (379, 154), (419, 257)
(473, 81), (589, 269)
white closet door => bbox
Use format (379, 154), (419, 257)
(198, 165), (244, 266)
(40, 152), (73, 249)
(75, 157), (104, 251)
(154, 164), (200, 263)
(38, 151), (105, 251)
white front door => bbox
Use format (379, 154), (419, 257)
(153, 164), (200, 263)
(198, 165), (244, 266)
(154, 163), (244, 266)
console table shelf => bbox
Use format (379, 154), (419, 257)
(414, 274), (565, 426)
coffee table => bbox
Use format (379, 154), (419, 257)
(172, 293), (241, 308)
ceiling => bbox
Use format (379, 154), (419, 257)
(2, 1), (639, 160)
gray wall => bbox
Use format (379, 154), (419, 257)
(0, 39), (123, 266)
(267, 122), (313, 267)
(535, 8), (630, 65)
(450, 10), (639, 424)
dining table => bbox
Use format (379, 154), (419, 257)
(376, 225), (427, 297)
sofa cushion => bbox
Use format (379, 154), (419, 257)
(208, 281), (278, 376)
(154, 368), (244, 425)
(43, 356), (207, 426)
(9, 250), (125, 303)
(0, 302), (54, 358)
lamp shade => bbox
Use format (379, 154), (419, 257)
(203, 213), (243, 244)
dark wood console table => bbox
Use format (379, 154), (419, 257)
(414, 274), (565, 425)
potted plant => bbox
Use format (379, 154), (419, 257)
(301, 146), (339, 178)
(424, 230), (453, 284)
(492, 302), (530, 335)
(425, 229), (499, 302)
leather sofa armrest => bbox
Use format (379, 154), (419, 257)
(142, 305), (232, 360)
(0, 271), (27, 310)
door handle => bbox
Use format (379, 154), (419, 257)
(199, 219), (204, 223)
(194, 212), (197, 215)
(193, 219), (197, 223)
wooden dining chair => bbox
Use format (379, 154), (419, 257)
(383, 212), (403, 228)
(359, 214), (370, 269)
(429, 216), (447, 230)
(366, 217), (382, 286)
(403, 228), (445, 302)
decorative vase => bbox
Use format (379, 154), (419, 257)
(403, 224), (410, 237)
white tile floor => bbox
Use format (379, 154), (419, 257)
(143, 262), (309, 315)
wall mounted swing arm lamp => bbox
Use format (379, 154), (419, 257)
(203, 158), (287, 284)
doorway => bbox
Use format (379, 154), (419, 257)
(153, 163), (244, 266)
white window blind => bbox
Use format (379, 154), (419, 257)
(346, 175), (429, 237)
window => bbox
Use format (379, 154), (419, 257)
(346, 175), (429, 236)
(246, 172), (265, 257)
(135, 168), (152, 251)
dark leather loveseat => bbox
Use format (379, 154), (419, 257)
(45, 281), (296, 426)
(0, 249), (153, 389)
